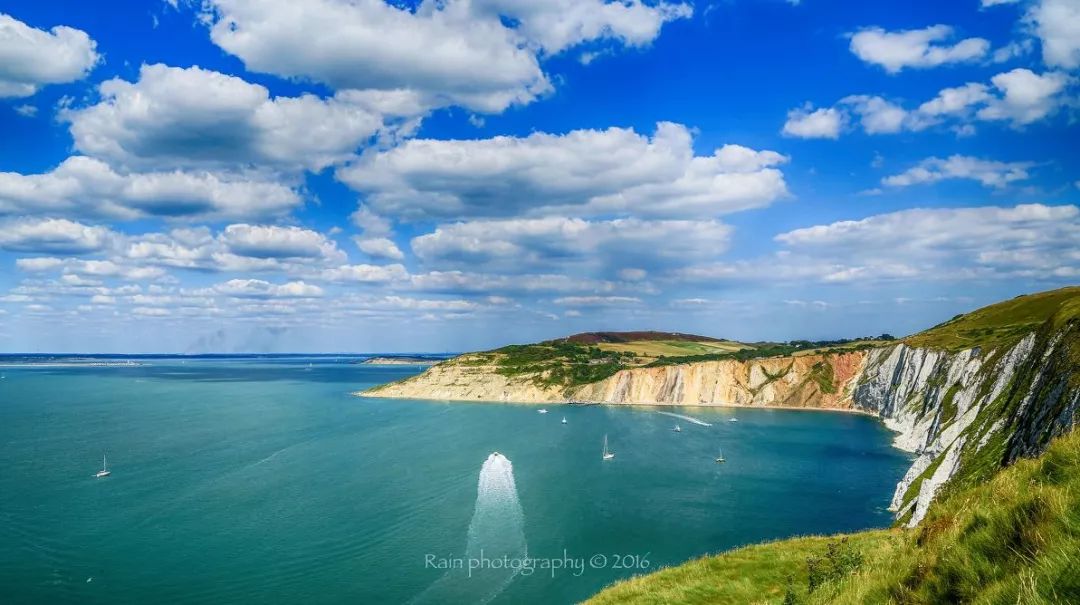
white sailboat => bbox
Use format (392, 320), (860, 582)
(716, 446), (725, 463)
(95, 453), (111, 478)
(561, 417), (567, 424)
(673, 424), (682, 432)
(538, 408), (548, 414)
(602, 435), (615, 460)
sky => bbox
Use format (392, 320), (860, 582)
(0, 0), (1077, 353)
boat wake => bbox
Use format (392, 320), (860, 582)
(657, 411), (712, 427)
(411, 452), (527, 605)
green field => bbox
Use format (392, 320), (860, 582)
(595, 339), (749, 359)
(587, 427), (1080, 605)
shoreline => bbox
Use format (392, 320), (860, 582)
(355, 390), (881, 418)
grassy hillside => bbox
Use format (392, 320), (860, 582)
(587, 428), (1080, 605)
(905, 286), (1080, 352)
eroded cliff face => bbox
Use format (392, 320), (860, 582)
(849, 320), (1079, 526)
(569, 352), (866, 409)
(360, 322), (1079, 526)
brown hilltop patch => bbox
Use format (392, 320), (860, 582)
(561, 331), (724, 344)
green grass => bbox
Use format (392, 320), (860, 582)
(487, 340), (635, 389)
(905, 287), (1080, 353)
(646, 337), (893, 368)
(587, 428), (1080, 605)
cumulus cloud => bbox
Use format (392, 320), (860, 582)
(0, 218), (116, 254)
(208, 279), (324, 299)
(410, 217), (732, 275)
(200, 0), (689, 114)
(0, 13), (100, 97)
(340, 122), (788, 219)
(354, 237), (405, 261)
(63, 64), (402, 173)
(16, 257), (166, 281)
(0, 156), (301, 220)
(849, 25), (989, 73)
(882, 155), (1034, 189)
(1027, 0), (1080, 69)
(781, 106), (844, 139)
(319, 263), (409, 283)
(975, 68), (1074, 126)
(788, 68), (1075, 138)
(679, 204), (1079, 285)
(219, 224), (344, 260)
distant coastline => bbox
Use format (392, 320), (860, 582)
(358, 356), (440, 366)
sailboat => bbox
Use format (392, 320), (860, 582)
(673, 424), (682, 432)
(716, 446), (726, 463)
(602, 435), (615, 460)
(538, 408), (548, 414)
(561, 417), (567, 424)
(728, 417), (739, 423)
(95, 453), (111, 478)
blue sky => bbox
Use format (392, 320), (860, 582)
(0, 0), (1077, 353)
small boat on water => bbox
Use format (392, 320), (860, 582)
(716, 446), (725, 463)
(95, 453), (111, 478)
(538, 408), (549, 414)
(673, 424), (682, 432)
(561, 417), (567, 424)
(602, 435), (615, 460)
(728, 418), (739, 423)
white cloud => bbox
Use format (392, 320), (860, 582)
(13, 104), (36, 117)
(678, 204), (1079, 285)
(0, 14), (99, 97)
(840, 95), (925, 134)
(849, 25), (989, 73)
(63, 64), (401, 172)
(552, 296), (641, 306)
(220, 224), (344, 261)
(340, 123), (788, 219)
(209, 279), (325, 299)
(320, 263), (409, 283)
(354, 237), (405, 261)
(791, 68), (1075, 137)
(1027, 0), (1080, 69)
(410, 217), (732, 274)
(0, 156), (301, 221)
(975, 68), (1074, 126)
(200, 0), (690, 114)
(982, 0), (1020, 6)
(16, 257), (167, 281)
(0, 218), (115, 254)
(408, 271), (619, 295)
(775, 204), (1079, 280)
(917, 83), (993, 117)
(882, 155), (1034, 189)
(781, 106), (844, 139)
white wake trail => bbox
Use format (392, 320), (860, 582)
(657, 411), (712, 427)
(411, 452), (527, 605)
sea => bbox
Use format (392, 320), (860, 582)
(0, 356), (912, 604)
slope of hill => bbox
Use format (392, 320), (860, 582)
(587, 427), (1080, 604)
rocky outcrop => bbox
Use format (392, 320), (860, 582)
(360, 320), (1079, 526)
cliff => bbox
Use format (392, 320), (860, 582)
(360, 287), (1080, 524)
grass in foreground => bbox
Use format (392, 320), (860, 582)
(587, 428), (1080, 605)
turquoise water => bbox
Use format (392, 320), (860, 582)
(0, 359), (911, 604)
